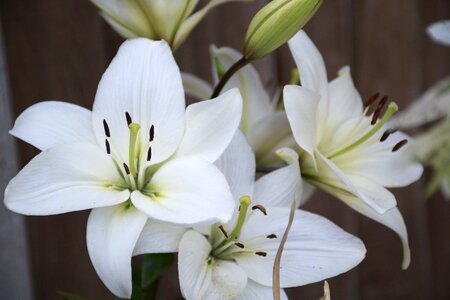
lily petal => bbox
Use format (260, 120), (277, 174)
(215, 131), (255, 200)
(175, 88), (243, 163)
(236, 208), (366, 287)
(284, 85), (320, 161)
(132, 157), (235, 225)
(316, 152), (396, 214)
(87, 205), (148, 298)
(4, 143), (130, 215)
(288, 31), (328, 99)
(178, 230), (248, 300)
(92, 39), (185, 165)
(182, 72), (213, 100)
(10, 101), (96, 151)
(211, 46), (272, 134)
(235, 280), (288, 300)
(133, 220), (187, 255)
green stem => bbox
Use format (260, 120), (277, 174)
(210, 57), (249, 98)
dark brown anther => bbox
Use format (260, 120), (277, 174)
(125, 112), (132, 126)
(371, 96), (389, 125)
(105, 139), (111, 154)
(252, 205), (267, 215)
(123, 163), (131, 175)
(255, 251), (267, 257)
(392, 139), (408, 152)
(266, 234), (277, 239)
(234, 242), (244, 248)
(147, 147), (152, 161)
(218, 225), (229, 238)
(149, 125), (155, 142)
(103, 119), (110, 137)
(380, 130), (391, 142)
(364, 92), (380, 108)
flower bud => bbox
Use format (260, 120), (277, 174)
(243, 0), (324, 61)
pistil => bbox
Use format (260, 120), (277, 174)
(128, 123), (141, 178)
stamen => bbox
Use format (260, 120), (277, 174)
(371, 96), (388, 125)
(392, 139), (408, 152)
(252, 204), (267, 215)
(149, 125), (155, 142)
(103, 119), (110, 137)
(123, 163), (131, 175)
(380, 130), (391, 142)
(147, 147), (152, 161)
(218, 225), (229, 238)
(125, 112), (132, 126)
(234, 242), (244, 248)
(105, 139), (111, 154)
(266, 234), (277, 239)
(364, 92), (380, 108)
(255, 251), (267, 257)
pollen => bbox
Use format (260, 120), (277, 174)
(392, 139), (408, 152)
(252, 204), (267, 215)
(255, 251), (267, 257)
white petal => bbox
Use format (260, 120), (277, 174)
(133, 220), (187, 256)
(327, 66), (363, 127)
(131, 157), (235, 225)
(427, 20), (450, 46)
(178, 230), (247, 300)
(87, 205), (148, 298)
(316, 152), (396, 214)
(248, 111), (296, 167)
(92, 39), (185, 165)
(236, 208), (366, 287)
(211, 46), (272, 133)
(10, 101), (96, 151)
(215, 131), (255, 200)
(288, 31), (328, 98)
(253, 151), (301, 208)
(284, 85), (320, 161)
(235, 280), (288, 300)
(4, 144), (129, 215)
(175, 88), (243, 162)
(182, 72), (213, 100)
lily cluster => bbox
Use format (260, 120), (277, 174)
(3, 1), (427, 299)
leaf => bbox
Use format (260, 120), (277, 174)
(141, 253), (174, 288)
(131, 263), (144, 300)
(57, 291), (88, 300)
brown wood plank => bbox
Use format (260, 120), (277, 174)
(353, 0), (433, 299)
(0, 1), (115, 299)
(423, 0), (450, 299)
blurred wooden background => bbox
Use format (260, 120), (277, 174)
(0, 0), (449, 299)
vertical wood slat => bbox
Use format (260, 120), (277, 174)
(0, 15), (33, 300)
(353, 0), (434, 299)
(423, 1), (450, 299)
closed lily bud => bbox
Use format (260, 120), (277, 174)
(243, 0), (323, 60)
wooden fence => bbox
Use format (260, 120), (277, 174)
(0, 0), (449, 299)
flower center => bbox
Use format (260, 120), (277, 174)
(102, 112), (155, 192)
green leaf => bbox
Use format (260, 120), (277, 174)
(57, 291), (88, 300)
(131, 263), (144, 300)
(141, 253), (174, 288)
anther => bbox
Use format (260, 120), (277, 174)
(103, 119), (110, 137)
(380, 130), (391, 142)
(147, 147), (152, 161)
(252, 205), (267, 215)
(149, 125), (155, 142)
(371, 96), (388, 125)
(123, 163), (131, 175)
(234, 242), (244, 248)
(364, 92), (380, 108)
(219, 225), (229, 238)
(266, 234), (277, 239)
(105, 139), (111, 154)
(255, 251), (267, 257)
(392, 139), (408, 152)
(125, 112), (132, 126)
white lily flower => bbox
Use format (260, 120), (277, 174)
(5, 39), (242, 298)
(427, 20), (450, 47)
(182, 46), (296, 167)
(90, 0), (254, 50)
(175, 133), (366, 299)
(283, 31), (424, 269)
